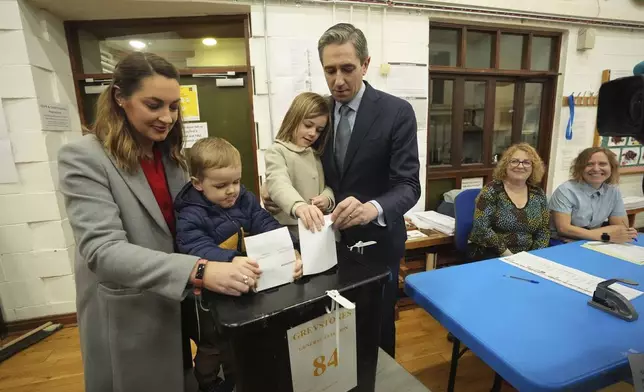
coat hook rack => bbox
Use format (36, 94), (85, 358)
(562, 91), (598, 107)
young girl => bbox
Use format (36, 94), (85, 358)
(264, 92), (335, 240)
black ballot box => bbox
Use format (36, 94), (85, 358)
(204, 244), (390, 392)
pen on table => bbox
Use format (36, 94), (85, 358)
(624, 221), (638, 242)
(504, 275), (539, 284)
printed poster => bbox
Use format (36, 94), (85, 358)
(180, 85), (200, 122)
(183, 122), (208, 148)
(287, 308), (357, 392)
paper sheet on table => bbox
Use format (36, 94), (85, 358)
(500, 251), (643, 300)
(582, 242), (644, 265)
(244, 227), (296, 292)
(407, 229), (429, 240)
(298, 215), (338, 276)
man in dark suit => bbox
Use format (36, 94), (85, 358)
(264, 23), (420, 357)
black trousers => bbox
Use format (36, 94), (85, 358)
(181, 297), (197, 371)
(351, 241), (401, 358)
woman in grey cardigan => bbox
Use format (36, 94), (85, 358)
(58, 52), (260, 392)
(264, 92), (335, 239)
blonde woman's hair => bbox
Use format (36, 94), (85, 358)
(493, 143), (545, 186)
(90, 52), (186, 173)
(275, 92), (331, 154)
(570, 147), (619, 185)
(189, 137), (241, 180)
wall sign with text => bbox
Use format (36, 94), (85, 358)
(287, 307), (357, 392)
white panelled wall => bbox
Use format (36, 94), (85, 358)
(0, 0), (643, 321)
(250, 4), (430, 212)
(0, 0), (82, 321)
(249, 2), (644, 221)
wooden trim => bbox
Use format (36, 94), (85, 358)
(550, 34), (562, 72)
(243, 16), (260, 196)
(539, 79), (556, 189)
(512, 82), (526, 144)
(75, 67), (250, 81)
(523, 33), (532, 71)
(66, 14), (246, 28)
(458, 27), (467, 68)
(428, 66), (558, 77)
(75, 73), (114, 81)
(453, 78), (465, 167)
(493, 30), (501, 69)
(483, 79), (495, 165)
(5, 313), (77, 336)
(427, 167), (494, 179)
(64, 22), (88, 127)
(430, 21), (562, 36)
(619, 166), (644, 175)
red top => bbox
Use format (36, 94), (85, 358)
(140, 147), (176, 236)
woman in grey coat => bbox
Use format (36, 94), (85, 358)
(58, 52), (261, 392)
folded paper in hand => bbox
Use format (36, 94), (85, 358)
(299, 215), (338, 276)
(244, 227), (296, 292)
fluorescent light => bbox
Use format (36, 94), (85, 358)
(202, 38), (217, 46)
(129, 40), (146, 49)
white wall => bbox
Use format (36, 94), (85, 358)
(0, 0), (82, 321)
(249, 4), (430, 211)
(548, 27), (644, 226)
(248, 3), (644, 219)
(1, 0), (643, 322)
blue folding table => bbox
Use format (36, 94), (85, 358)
(405, 238), (644, 391)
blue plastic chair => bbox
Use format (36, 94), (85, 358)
(453, 188), (482, 254)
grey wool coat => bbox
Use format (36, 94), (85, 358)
(58, 134), (200, 392)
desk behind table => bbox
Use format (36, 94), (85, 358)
(206, 245), (389, 392)
(627, 206), (644, 227)
(398, 227), (454, 314)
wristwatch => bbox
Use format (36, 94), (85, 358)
(193, 259), (208, 296)
(601, 232), (610, 242)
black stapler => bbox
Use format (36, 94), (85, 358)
(588, 278), (639, 321)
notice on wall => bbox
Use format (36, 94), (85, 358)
(386, 63), (428, 98)
(405, 97), (428, 130)
(611, 70), (633, 81)
(461, 177), (484, 190)
(184, 122), (208, 148)
(180, 85), (201, 121)
(39, 103), (71, 131)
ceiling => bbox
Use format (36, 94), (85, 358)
(27, 0), (250, 21)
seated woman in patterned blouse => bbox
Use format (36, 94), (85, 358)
(468, 143), (550, 261)
(549, 147), (637, 243)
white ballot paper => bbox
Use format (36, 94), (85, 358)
(299, 215), (338, 276)
(501, 252), (643, 300)
(244, 227), (296, 292)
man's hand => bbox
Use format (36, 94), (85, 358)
(260, 183), (281, 214)
(331, 197), (378, 230)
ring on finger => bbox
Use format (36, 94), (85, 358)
(242, 275), (249, 285)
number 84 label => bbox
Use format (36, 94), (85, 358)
(287, 309), (357, 392)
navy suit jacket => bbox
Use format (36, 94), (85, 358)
(322, 81), (421, 262)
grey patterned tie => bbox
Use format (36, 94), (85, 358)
(334, 105), (353, 172)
